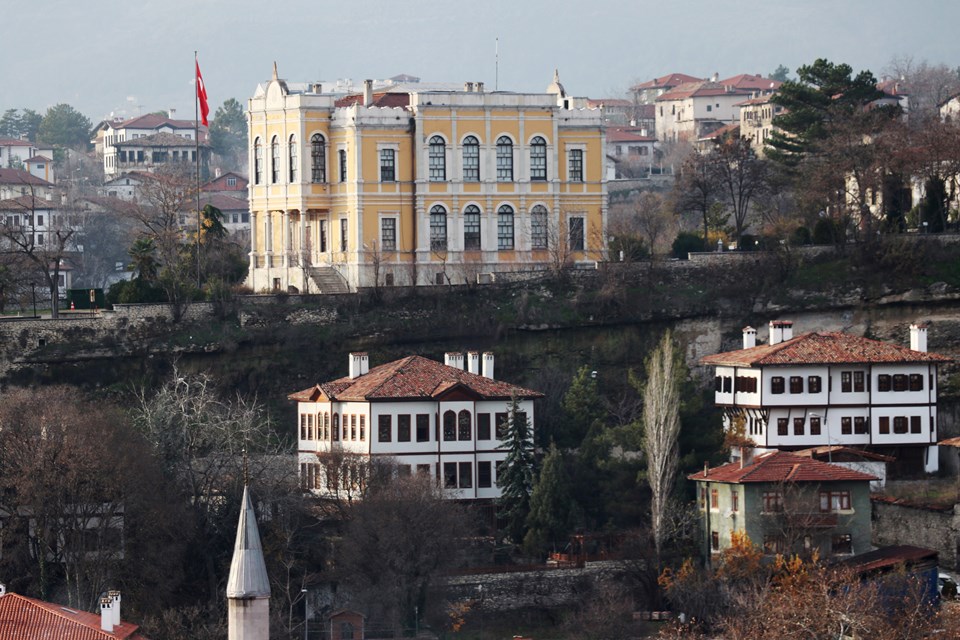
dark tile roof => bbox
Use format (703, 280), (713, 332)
(0, 195), (57, 210)
(115, 132), (209, 148)
(606, 127), (655, 143)
(0, 137), (34, 147)
(656, 81), (752, 101)
(114, 114), (199, 131)
(200, 193), (248, 210)
(837, 545), (937, 574)
(289, 355), (543, 402)
(719, 74), (782, 92)
(794, 446), (895, 463)
(0, 592), (148, 640)
(688, 450), (878, 484)
(700, 331), (951, 367)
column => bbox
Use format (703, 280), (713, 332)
(282, 209), (290, 267)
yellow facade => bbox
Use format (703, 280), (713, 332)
(246, 74), (607, 292)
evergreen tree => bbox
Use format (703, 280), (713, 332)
(558, 365), (605, 448)
(38, 103), (92, 149)
(497, 395), (535, 544)
(524, 443), (571, 556)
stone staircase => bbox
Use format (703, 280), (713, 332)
(306, 267), (350, 294)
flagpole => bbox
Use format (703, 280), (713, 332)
(195, 51), (201, 289)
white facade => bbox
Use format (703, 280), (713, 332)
(294, 352), (538, 500)
(705, 322), (948, 473)
(655, 87), (750, 143)
(101, 115), (205, 178)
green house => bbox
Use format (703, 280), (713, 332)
(689, 450), (876, 561)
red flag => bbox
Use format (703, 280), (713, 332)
(196, 59), (209, 126)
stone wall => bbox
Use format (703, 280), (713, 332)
(871, 496), (960, 569)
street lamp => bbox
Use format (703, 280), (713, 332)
(301, 588), (308, 640)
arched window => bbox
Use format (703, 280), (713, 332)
(497, 204), (514, 250)
(496, 136), (513, 181)
(462, 135), (479, 181)
(463, 204), (481, 250)
(458, 410), (471, 441)
(443, 410), (457, 441)
(254, 138), (262, 184)
(270, 136), (280, 184)
(531, 204), (548, 250)
(428, 135), (446, 181)
(311, 134), (326, 182)
(288, 135), (297, 182)
(430, 205), (447, 251)
(530, 136), (547, 181)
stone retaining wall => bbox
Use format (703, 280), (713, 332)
(871, 497), (960, 569)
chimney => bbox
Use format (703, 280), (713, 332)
(768, 320), (793, 345)
(0, 583), (6, 597)
(444, 352), (464, 370)
(703, 461), (709, 477)
(711, 72), (719, 82)
(464, 82), (474, 92)
(312, 83), (323, 93)
(742, 326), (757, 349)
(348, 352), (369, 379)
(476, 82), (484, 93)
(109, 591), (121, 628)
(910, 323), (928, 353)
(363, 79), (374, 106)
(168, 108), (176, 118)
(482, 352), (495, 379)
(740, 447), (754, 469)
(100, 597), (114, 633)
(467, 351), (480, 375)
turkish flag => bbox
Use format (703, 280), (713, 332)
(196, 60), (209, 126)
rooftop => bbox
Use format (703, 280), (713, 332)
(0, 592), (147, 640)
(700, 331), (951, 367)
(289, 355), (543, 403)
(631, 73), (703, 92)
(688, 450), (879, 484)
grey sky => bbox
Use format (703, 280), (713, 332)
(3, 0), (959, 122)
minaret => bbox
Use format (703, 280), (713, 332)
(227, 485), (271, 640)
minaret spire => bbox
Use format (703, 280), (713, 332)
(227, 485), (270, 640)
(272, 61), (278, 81)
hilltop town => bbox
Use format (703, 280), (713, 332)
(4, 56), (960, 640)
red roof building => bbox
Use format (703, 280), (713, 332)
(630, 73), (704, 104)
(291, 352), (541, 501)
(700, 321), (950, 473)
(0, 591), (149, 640)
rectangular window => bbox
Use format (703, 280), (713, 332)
(731, 490), (739, 512)
(810, 416), (821, 435)
(319, 220), (327, 253)
(723, 377), (732, 393)
(463, 211), (480, 250)
(878, 374), (891, 392)
(854, 416), (867, 434)
(359, 415), (365, 441)
(764, 535), (785, 555)
(794, 417), (805, 436)
(497, 211), (514, 250)
(771, 376), (785, 394)
(339, 149), (347, 182)
(832, 534), (853, 555)
(911, 415), (922, 434)
(380, 148), (396, 182)
(569, 216), (585, 252)
(762, 491), (783, 512)
(854, 371), (865, 392)
(711, 531), (720, 551)
(893, 374), (908, 392)
(495, 412), (508, 439)
(416, 414), (430, 442)
(478, 461), (492, 488)
(350, 415), (356, 440)
(398, 414), (411, 442)
(909, 374), (924, 391)
(443, 412), (456, 441)
(841, 417), (852, 435)
(808, 376), (822, 393)
(458, 462), (472, 489)
(300, 414), (307, 440)
(340, 219), (348, 252)
(378, 415), (392, 442)
(443, 462), (457, 488)
(789, 376), (803, 394)
(568, 149), (584, 182)
(879, 416), (890, 434)
(820, 491), (852, 512)
(893, 416), (908, 434)
(710, 489), (719, 510)
(531, 209), (548, 250)
(777, 418), (788, 436)
(841, 372), (852, 393)
(417, 464), (431, 476)
(477, 413), (491, 440)
(381, 218), (396, 251)
(398, 465), (412, 477)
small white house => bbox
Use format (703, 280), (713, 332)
(701, 321), (951, 473)
(290, 352), (541, 500)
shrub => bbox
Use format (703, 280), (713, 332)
(672, 232), (704, 259)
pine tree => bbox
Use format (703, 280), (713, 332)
(497, 395), (535, 544)
(524, 443), (571, 556)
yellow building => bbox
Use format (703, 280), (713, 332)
(246, 68), (607, 292)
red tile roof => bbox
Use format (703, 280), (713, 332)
(0, 168), (53, 186)
(719, 74), (782, 92)
(688, 450), (878, 484)
(631, 73), (703, 92)
(289, 355), (543, 402)
(24, 155), (51, 163)
(334, 92), (411, 109)
(115, 132), (209, 148)
(606, 127), (655, 143)
(735, 95), (775, 107)
(0, 137), (34, 147)
(0, 592), (149, 640)
(699, 123), (740, 141)
(200, 193), (248, 211)
(0, 195), (57, 210)
(114, 114), (199, 131)
(656, 81), (752, 101)
(794, 446), (895, 463)
(700, 331), (951, 367)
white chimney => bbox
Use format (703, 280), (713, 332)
(476, 82), (484, 93)
(467, 351), (480, 375)
(312, 83), (323, 93)
(363, 79), (374, 106)
(348, 352), (369, 379)
(0, 583), (6, 597)
(742, 326), (757, 349)
(482, 352), (495, 379)
(444, 352), (464, 370)
(464, 82), (474, 92)
(109, 591), (121, 627)
(768, 320), (793, 345)
(100, 597), (114, 633)
(910, 323), (928, 353)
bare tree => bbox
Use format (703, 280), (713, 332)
(712, 136), (770, 242)
(673, 151), (721, 249)
(885, 55), (960, 123)
(641, 331), (681, 563)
